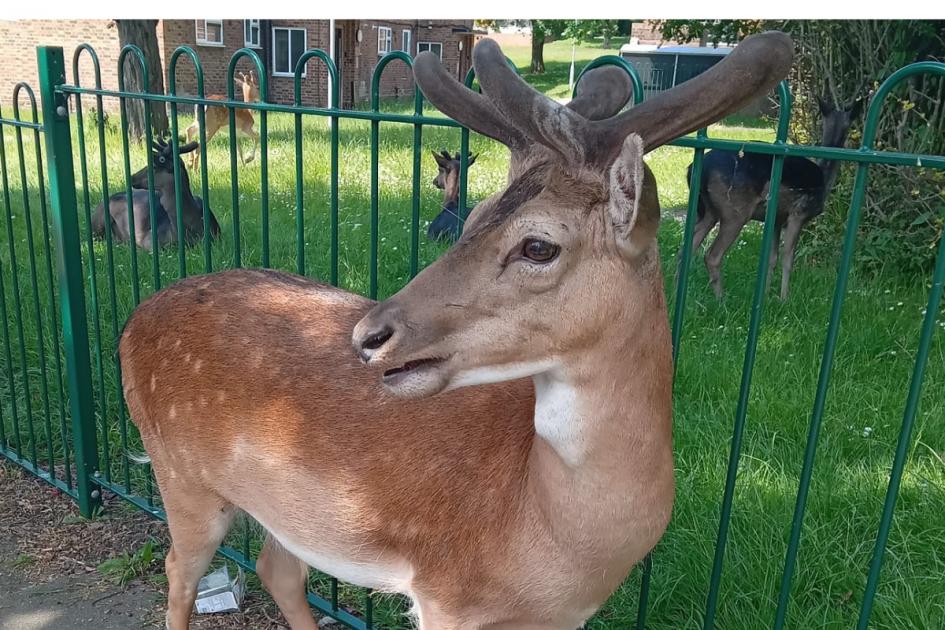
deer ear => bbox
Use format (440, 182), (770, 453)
(467, 153), (478, 167)
(608, 134), (646, 256)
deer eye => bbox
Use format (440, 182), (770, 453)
(158, 156), (166, 164)
(522, 239), (559, 263)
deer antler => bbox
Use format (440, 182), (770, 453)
(418, 32), (793, 169)
(414, 52), (635, 176)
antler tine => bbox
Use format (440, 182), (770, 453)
(414, 51), (529, 155)
(596, 31), (793, 159)
(568, 65), (634, 120)
(473, 38), (595, 163)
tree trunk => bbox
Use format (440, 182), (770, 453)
(115, 20), (168, 140)
(530, 30), (546, 73)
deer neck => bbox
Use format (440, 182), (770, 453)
(524, 260), (674, 547)
(157, 171), (201, 234)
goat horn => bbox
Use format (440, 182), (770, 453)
(596, 31), (793, 159)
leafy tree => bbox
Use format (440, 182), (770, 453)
(652, 20), (765, 46)
(530, 20), (569, 73)
(563, 20), (621, 48)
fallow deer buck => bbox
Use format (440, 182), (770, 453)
(119, 33), (792, 630)
(92, 139), (221, 252)
(428, 149), (478, 241)
(184, 69), (260, 170)
(686, 96), (862, 299)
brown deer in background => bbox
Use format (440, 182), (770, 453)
(118, 33), (792, 630)
(185, 70), (260, 170)
(686, 96), (863, 300)
(427, 149), (477, 241)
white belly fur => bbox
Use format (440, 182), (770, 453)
(250, 511), (415, 594)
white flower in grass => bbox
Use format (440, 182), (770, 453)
(863, 427), (873, 437)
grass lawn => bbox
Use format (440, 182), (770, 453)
(0, 49), (944, 630)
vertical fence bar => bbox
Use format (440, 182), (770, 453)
(0, 103), (36, 464)
(672, 127), (707, 369)
(0, 256), (17, 453)
(294, 92), (305, 276)
(12, 85), (54, 476)
(369, 110), (379, 298)
(37, 45), (101, 517)
(329, 96), (339, 287)
(410, 87), (423, 278)
(369, 52), (413, 299)
(71, 44), (108, 492)
(857, 223), (945, 629)
(704, 83), (792, 630)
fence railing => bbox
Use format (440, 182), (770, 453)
(0, 42), (943, 630)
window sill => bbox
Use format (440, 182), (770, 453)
(196, 41), (225, 48)
(272, 72), (308, 78)
(244, 43), (263, 50)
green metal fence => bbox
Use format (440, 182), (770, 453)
(0, 42), (943, 629)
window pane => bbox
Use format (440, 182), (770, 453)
(207, 22), (222, 42)
(245, 21), (251, 41)
(291, 29), (305, 72)
(275, 30), (289, 74)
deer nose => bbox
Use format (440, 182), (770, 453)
(353, 325), (394, 363)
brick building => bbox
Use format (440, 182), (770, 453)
(0, 19), (478, 110)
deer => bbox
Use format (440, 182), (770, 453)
(428, 149), (478, 241)
(117, 32), (792, 630)
(184, 69), (260, 170)
(91, 139), (221, 252)
(685, 96), (863, 300)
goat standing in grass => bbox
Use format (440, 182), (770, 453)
(686, 97), (862, 299)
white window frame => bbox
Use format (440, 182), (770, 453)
(377, 26), (392, 56)
(401, 29), (412, 54)
(244, 20), (262, 49)
(417, 41), (442, 60)
(195, 20), (224, 47)
(272, 27), (308, 78)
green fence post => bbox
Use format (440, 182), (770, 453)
(37, 45), (101, 517)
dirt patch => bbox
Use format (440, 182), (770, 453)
(0, 463), (346, 629)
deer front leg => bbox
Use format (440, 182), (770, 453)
(704, 218), (746, 299)
(765, 221), (784, 295)
(256, 535), (318, 630)
(243, 123), (259, 164)
(779, 215), (805, 300)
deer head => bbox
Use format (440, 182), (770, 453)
(816, 95), (864, 150)
(353, 33), (793, 398)
(236, 69), (259, 102)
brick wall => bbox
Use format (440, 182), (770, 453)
(162, 20), (330, 108)
(339, 20), (473, 107)
(0, 19), (472, 114)
(0, 19), (123, 112)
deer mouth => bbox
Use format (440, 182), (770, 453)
(382, 357), (447, 387)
